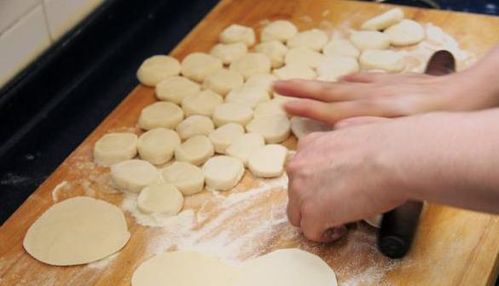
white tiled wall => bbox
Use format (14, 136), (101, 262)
(0, 0), (104, 88)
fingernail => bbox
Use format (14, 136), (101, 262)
(323, 226), (348, 242)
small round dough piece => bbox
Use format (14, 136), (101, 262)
(111, 159), (160, 193)
(229, 53), (271, 79)
(203, 69), (244, 96)
(317, 56), (359, 81)
(349, 31), (390, 51)
(137, 183), (183, 215)
(155, 76), (200, 104)
(287, 29), (328, 51)
(226, 85), (271, 108)
(208, 123), (245, 154)
(181, 89), (223, 117)
(210, 42), (248, 65)
(285, 47), (325, 69)
(322, 38), (360, 58)
(248, 144), (288, 178)
(273, 63), (316, 80)
(361, 8), (405, 31)
(290, 117), (331, 139)
(244, 73), (277, 92)
(137, 55), (180, 86)
(359, 49), (405, 72)
(261, 20), (298, 42)
(254, 100), (287, 118)
(226, 133), (265, 166)
(219, 24), (255, 46)
(255, 41), (288, 68)
(176, 115), (215, 140)
(137, 128), (180, 165)
(174, 135), (214, 166)
(23, 197), (130, 266)
(384, 19), (425, 46)
(364, 214), (383, 228)
(212, 103), (254, 127)
(202, 156), (244, 191)
(94, 133), (138, 166)
(181, 52), (223, 82)
(138, 102), (184, 130)
(162, 162), (204, 195)
(131, 251), (237, 286)
(232, 248), (337, 286)
(246, 115), (290, 144)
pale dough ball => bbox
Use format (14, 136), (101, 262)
(273, 93), (295, 104)
(155, 76), (200, 104)
(226, 133), (265, 166)
(287, 29), (328, 51)
(219, 24), (255, 46)
(361, 8), (405, 31)
(349, 31), (390, 51)
(248, 144), (288, 178)
(290, 117), (331, 139)
(317, 56), (359, 81)
(202, 156), (245, 191)
(255, 41), (288, 68)
(229, 53), (271, 79)
(23, 197), (130, 266)
(93, 133), (138, 166)
(384, 19), (425, 46)
(261, 20), (298, 42)
(226, 85), (270, 108)
(137, 128), (180, 165)
(203, 69), (244, 96)
(174, 135), (214, 166)
(273, 63), (316, 80)
(208, 123), (245, 154)
(111, 159), (160, 193)
(137, 183), (184, 215)
(322, 38), (360, 58)
(162, 162), (205, 195)
(359, 49), (406, 72)
(181, 89), (223, 117)
(137, 55), (180, 86)
(138, 102), (184, 130)
(254, 100), (287, 118)
(176, 115), (215, 140)
(181, 52), (223, 82)
(210, 42), (248, 65)
(244, 73), (277, 92)
(285, 47), (325, 69)
(246, 115), (291, 144)
(364, 214), (382, 228)
(212, 103), (254, 127)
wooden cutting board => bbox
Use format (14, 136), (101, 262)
(1, 1), (499, 285)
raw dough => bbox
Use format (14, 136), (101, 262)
(181, 89), (223, 117)
(359, 49), (406, 72)
(93, 132), (138, 166)
(208, 123), (245, 153)
(229, 53), (271, 79)
(137, 183), (184, 215)
(219, 24), (256, 46)
(136, 55), (180, 86)
(244, 73), (277, 92)
(246, 115), (291, 143)
(364, 214), (382, 228)
(202, 156), (245, 191)
(322, 38), (360, 58)
(176, 115), (215, 140)
(285, 47), (325, 69)
(226, 133), (265, 166)
(162, 162), (205, 195)
(138, 102), (184, 130)
(287, 29), (328, 51)
(232, 249), (337, 286)
(203, 69), (244, 96)
(384, 19), (425, 46)
(254, 100), (287, 118)
(273, 63), (316, 80)
(137, 128), (180, 165)
(361, 8), (405, 31)
(226, 85), (271, 108)
(290, 117), (331, 139)
(155, 76), (200, 104)
(23, 197), (130, 266)
(248, 144), (288, 178)
(210, 42), (248, 65)
(174, 135), (214, 166)
(181, 52), (223, 82)
(349, 31), (390, 51)
(212, 103), (254, 127)
(261, 20), (298, 42)
(255, 40), (288, 68)
(111, 159), (160, 193)
(317, 56), (359, 81)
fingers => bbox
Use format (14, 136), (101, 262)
(273, 79), (366, 102)
(335, 116), (390, 129)
(339, 72), (387, 83)
(284, 99), (338, 124)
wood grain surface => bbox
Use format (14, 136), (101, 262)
(1, 1), (499, 285)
